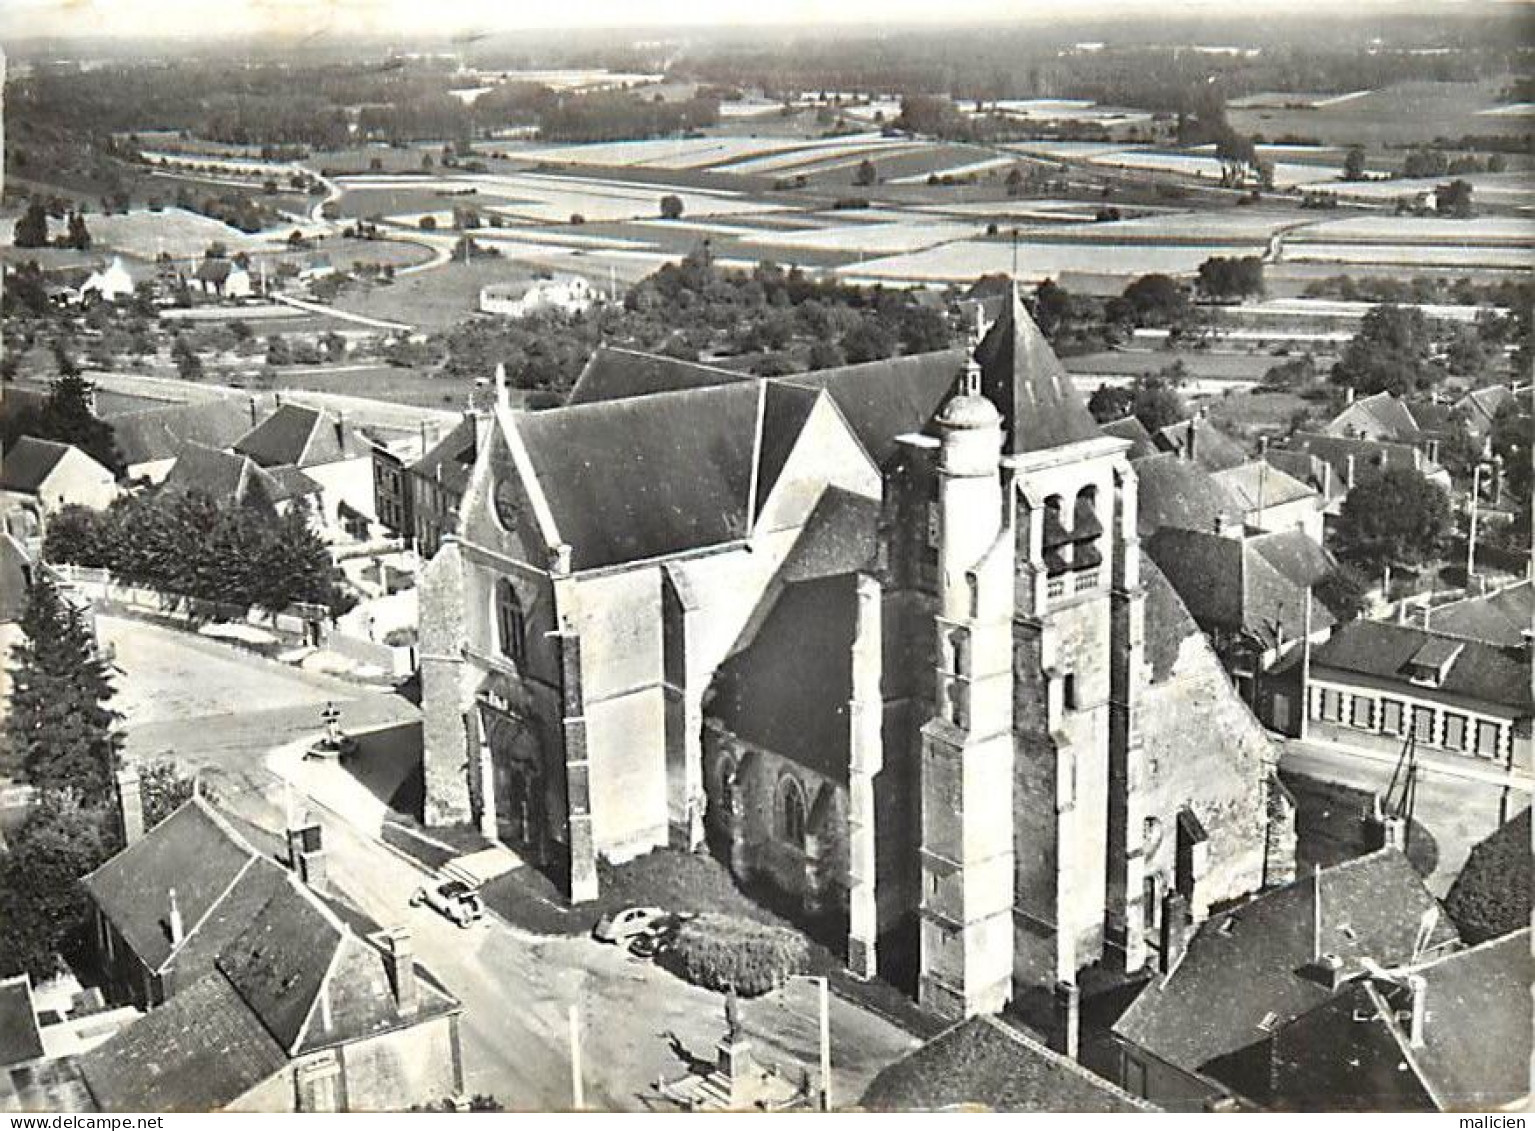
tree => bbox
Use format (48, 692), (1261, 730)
(1129, 367), (1189, 433)
(64, 211), (92, 251)
(1342, 145), (1367, 181)
(1444, 808), (1531, 946)
(1087, 383), (1135, 424)
(1121, 274), (1190, 327)
(659, 194), (685, 221)
(0, 372), (124, 476)
(1331, 303), (1442, 397)
(0, 791), (117, 980)
(5, 573), (122, 805)
(1332, 467), (1452, 573)
(1435, 179), (1474, 219)
(139, 759), (202, 831)
(172, 336), (203, 381)
(853, 158), (877, 187)
(1314, 563), (1371, 623)
(1196, 256), (1265, 302)
(13, 202), (49, 249)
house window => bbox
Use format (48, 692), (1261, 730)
(496, 579), (526, 665)
(1062, 672), (1078, 711)
(1350, 695), (1374, 730)
(1318, 688), (1343, 722)
(1442, 713), (1467, 751)
(1143, 874), (1159, 931)
(926, 502), (940, 549)
(1411, 706), (1435, 745)
(778, 776), (808, 850)
(1475, 720), (1501, 760)
(1380, 699), (1405, 736)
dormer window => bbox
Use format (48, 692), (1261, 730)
(1404, 638), (1462, 687)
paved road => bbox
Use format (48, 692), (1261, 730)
(1279, 735), (1528, 896)
(101, 612), (918, 1110)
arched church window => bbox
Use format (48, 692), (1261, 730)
(496, 579), (526, 666)
(778, 775), (808, 849)
(1072, 485), (1103, 573)
(1042, 495), (1071, 577)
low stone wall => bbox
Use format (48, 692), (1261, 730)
(327, 629), (416, 679)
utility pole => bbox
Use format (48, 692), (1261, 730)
(1466, 460), (1484, 583)
(818, 976), (831, 1113)
(569, 1003), (583, 1110)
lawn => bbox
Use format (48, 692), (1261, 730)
(1281, 771), (1438, 879)
(331, 257), (541, 330)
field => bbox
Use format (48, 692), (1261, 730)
(738, 219), (980, 255)
(1019, 207), (1309, 243)
(1283, 242), (1533, 269)
(1228, 79), (1527, 147)
(1082, 148), (1340, 190)
(1063, 349), (1302, 382)
(839, 238), (1255, 283)
(1288, 215), (1535, 244)
(1318, 172), (1535, 207)
(2, 207), (299, 260)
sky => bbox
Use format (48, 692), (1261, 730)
(0, 0), (1500, 42)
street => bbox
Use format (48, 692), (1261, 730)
(99, 612), (919, 1110)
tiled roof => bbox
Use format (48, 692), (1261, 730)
(160, 442), (317, 508)
(1132, 452), (1242, 538)
(1455, 384), (1516, 428)
(0, 976), (43, 1069)
(1311, 619), (1532, 711)
(234, 404), (369, 469)
(1326, 392), (1422, 443)
(110, 398), (257, 468)
(81, 796), (269, 974)
(0, 436), (76, 493)
(1113, 848), (1457, 1077)
(1263, 449), (1343, 504)
(1269, 929), (1534, 1111)
(409, 414), (487, 499)
(1286, 432), (1436, 484)
(1427, 581), (1533, 647)
(861, 1014), (1155, 1112)
(565, 346), (745, 406)
(78, 971), (288, 1113)
(1249, 528), (1336, 592)
(1212, 460), (1318, 513)
(973, 282), (1101, 455)
(789, 349), (964, 468)
(1151, 418), (1248, 472)
(1098, 415), (1157, 460)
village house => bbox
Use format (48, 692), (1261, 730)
(371, 412), (492, 559)
(479, 273), (595, 318)
(0, 437), (117, 516)
(233, 402), (377, 536)
(78, 257), (136, 305)
(1148, 415), (1248, 473)
(418, 285), (1295, 1025)
(1303, 617), (1532, 775)
(192, 257), (255, 299)
(1282, 431), (1452, 515)
(78, 789), (463, 1113)
(160, 441), (323, 518)
(109, 396), (262, 484)
(1106, 848), (1458, 1109)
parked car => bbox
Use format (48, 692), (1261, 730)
(410, 878), (485, 928)
(593, 906), (668, 944)
(627, 913), (688, 959)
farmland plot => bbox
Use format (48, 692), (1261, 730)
(1284, 243), (1533, 270)
(739, 220), (980, 255)
(839, 239), (1253, 283)
(1084, 148), (1333, 189)
(5, 207), (287, 260)
(1296, 171), (1535, 207)
(1287, 215), (1535, 245)
(1015, 208), (1311, 243)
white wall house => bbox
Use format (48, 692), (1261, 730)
(479, 275), (595, 319)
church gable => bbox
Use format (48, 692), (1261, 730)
(457, 412), (557, 571)
(754, 387), (882, 536)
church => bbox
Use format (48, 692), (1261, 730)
(418, 284), (1296, 1020)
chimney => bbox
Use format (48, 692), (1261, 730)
(1419, 602), (1432, 632)
(1051, 979), (1080, 1060)
(287, 822), (326, 889)
(116, 764), (144, 846)
(1346, 386), (1356, 406)
(1521, 628), (1534, 662)
(1215, 511), (1240, 539)
(1296, 952), (1347, 990)
(494, 363), (510, 412)
(383, 927), (418, 1015)
(1159, 889), (1193, 974)
(167, 887), (184, 947)
(1185, 420), (1197, 463)
(1397, 601), (1409, 625)
(1345, 454), (1356, 489)
(1426, 438), (1439, 465)
(1407, 973), (1427, 1048)
(248, 396), (259, 427)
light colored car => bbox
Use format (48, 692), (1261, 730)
(592, 906), (668, 944)
(410, 878), (485, 928)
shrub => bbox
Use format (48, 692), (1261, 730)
(382, 627), (418, 647)
(663, 913), (809, 997)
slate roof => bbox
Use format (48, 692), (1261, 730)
(1455, 384), (1516, 430)
(110, 398), (257, 468)
(1270, 930), (1534, 1112)
(1144, 528), (1333, 647)
(973, 282), (1101, 455)
(790, 349), (965, 468)
(1132, 452), (1242, 537)
(1326, 392), (1422, 443)
(79, 971), (288, 1113)
(1212, 460), (1318, 513)
(160, 442), (319, 509)
(1112, 848), (1458, 1078)
(0, 436), (76, 493)
(1263, 449), (1344, 505)
(565, 346), (745, 406)
(1286, 432), (1437, 484)
(1249, 528), (1337, 592)
(1311, 619), (1532, 712)
(861, 1014), (1155, 1112)
(234, 403), (369, 469)
(81, 796), (273, 974)
(707, 574), (856, 783)
(1427, 580), (1533, 647)
(0, 976), (43, 1069)
(410, 414), (487, 499)
(1098, 415), (1157, 460)
(1151, 418), (1248, 472)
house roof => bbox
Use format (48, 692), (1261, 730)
(78, 971), (288, 1113)
(1427, 581), (1533, 648)
(790, 348), (965, 468)
(707, 573), (856, 784)
(1311, 619), (1532, 712)
(410, 414), (488, 499)
(0, 436), (79, 493)
(1151, 418), (1249, 472)
(1444, 807), (1532, 946)
(565, 346), (745, 406)
(1211, 460), (1318, 513)
(1287, 432), (1436, 484)
(1112, 848), (1458, 1078)
(1132, 452), (1242, 538)
(1326, 392), (1422, 443)
(1249, 528), (1337, 592)
(1455, 384), (1515, 428)
(1098, 415), (1157, 460)
(160, 442), (318, 508)
(81, 796), (273, 974)
(861, 1014), (1155, 1112)
(1263, 449), (1344, 504)
(234, 403), (369, 469)
(1145, 528), (1333, 647)
(110, 398), (257, 468)
(0, 976), (43, 1069)
(1270, 929), (1534, 1112)
(972, 282), (1101, 456)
